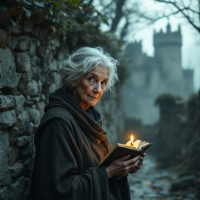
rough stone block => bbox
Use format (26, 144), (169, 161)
(23, 19), (33, 33)
(0, 186), (9, 200)
(38, 80), (42, 93)
(0, 29), (12, 48)
(27, 80), (39, 96)
(17, 79), (39, 96)
(0, 48), (21, 90)
(8, 162), (23, 179)
(0, 170), (12, 187)
(12, 36), (25, 50)
(0, 110), (16, 129)
(27, 108), (40, 125)
(0, 95), (14, 111)
(16, 136), (31, 147)
(16, 111), (30, 136)
(13, 95), (25, 115)
(39, 56), (49, 72)
(20, 71), (34, 86)
(23, 156), (34, 173)
(8, 126), (19, 145)
(8, 176), (26, 200)
(37, 46), (46, 55)
(0, 130), (9, 181)
(16, 41), (27, 51)
(8, 146), (19, 166)
(49, 58), (57, 71)
(32, 66), (45, 82)
(49, 83), (58, 93)
(15, 52), (31, 73)
(27, 122), (37, 135)
(30, 38), (37, 56)
(19, 143), (34, 160)
(30, 96), (40, 103)
(8, 25), (21, 36)
(45, 72), (57, 85)
(36, 101), (45, 118)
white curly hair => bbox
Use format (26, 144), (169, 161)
(59, 47), (119, 91)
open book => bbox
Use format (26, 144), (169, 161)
(98, 140), (152, 167)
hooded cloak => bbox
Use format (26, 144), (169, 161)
(28, 87), (130, 200)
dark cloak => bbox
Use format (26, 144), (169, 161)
(28, 87), (130, 200)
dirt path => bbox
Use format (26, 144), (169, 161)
(128, 155), (197, 200)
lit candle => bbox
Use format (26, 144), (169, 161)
(126, 134), (134, 146)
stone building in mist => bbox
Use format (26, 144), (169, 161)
(122, 23), (194, 124)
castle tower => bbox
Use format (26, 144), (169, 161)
(126, 41), (143, 68)
(153, 23), (183, 82)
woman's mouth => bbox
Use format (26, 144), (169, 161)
(88, 95), (98, 100)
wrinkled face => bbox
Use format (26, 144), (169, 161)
(71, 66), (109, 110)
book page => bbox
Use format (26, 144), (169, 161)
(132, 140), (142, 149)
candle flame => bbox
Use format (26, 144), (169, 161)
(131, 135), (134, 142)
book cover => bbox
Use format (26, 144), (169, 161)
(98, 140), (152, 167)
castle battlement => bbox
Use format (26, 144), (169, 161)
(153, 23), (182, 46)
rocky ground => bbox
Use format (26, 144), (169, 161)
(128, 155), (199, 200)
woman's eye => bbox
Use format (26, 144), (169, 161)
(101, 81), (107, 86)
(88, 77), (94, 82)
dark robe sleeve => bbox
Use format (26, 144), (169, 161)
(34, 118), (110, 200)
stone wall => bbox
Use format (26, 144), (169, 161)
(0, 18), (67, 199)
(0, 16), (125, 199)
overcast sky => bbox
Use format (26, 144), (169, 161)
(96, 0), (200, 92)
(129, 0), (200, 92)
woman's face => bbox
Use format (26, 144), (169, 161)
(71, 65), (109, 110)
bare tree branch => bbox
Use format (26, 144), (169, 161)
(155, 0), (200, 33)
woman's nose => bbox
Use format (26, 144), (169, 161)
(94, 82), (101, 92)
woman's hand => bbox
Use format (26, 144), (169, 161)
(129, 153), (146, 174)
(106, 155), (140, 179)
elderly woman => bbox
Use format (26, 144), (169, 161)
(28, 47), (145, 200)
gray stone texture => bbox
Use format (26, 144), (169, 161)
(16, 111), (30, 136)
(8, 146), (19, 166)
(0, 29), (12, 48)
(0, 130), (9, 183)
(49, 58), (57, 71)
(0, 110), (16, 129)
(36, 101), (45, 118)
(16, 41), (27, 51)
(8, 163), (23, 179)
(15, 52), (31, 73)
(16, 136), (31, 147)
(23, 19), (33, 34)
(0, 48), (21, 90)
(28, 80), (39, 96)
(27, 122), (37, 135)
(19, 143), (34, 160)
(8, 127), (19, 146)
(0, 95), (14, 111)
(0, 170), (12, 188)
(8, 26), (21, 36)
(8, 176), (26, 200)
(0, 186), (9, 200)
(13, 95), (25, 115)
(27, 108), (40, 125)
(23, 156), (34, 173)
(12, 36), (25, 50)
(30, 38), (36, 56)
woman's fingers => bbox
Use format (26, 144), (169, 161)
(127, 160), (140, 172)
(117, 155), (130, 162)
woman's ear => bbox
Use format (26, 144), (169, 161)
(70, 80), (76, 87)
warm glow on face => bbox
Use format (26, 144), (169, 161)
(131, 135), (134, 142)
